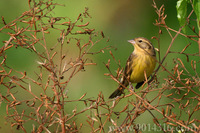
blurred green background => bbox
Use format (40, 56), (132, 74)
(0, 0), (199, 132)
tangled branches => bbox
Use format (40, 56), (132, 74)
(0, 0), (199, 133)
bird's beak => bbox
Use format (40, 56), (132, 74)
(128, 39), (135, 44)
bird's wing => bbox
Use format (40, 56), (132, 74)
(121, 53), (136, 86)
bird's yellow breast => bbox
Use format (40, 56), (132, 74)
(130, 53), (156, 83)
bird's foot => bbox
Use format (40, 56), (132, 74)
(129, 82), (135, 91)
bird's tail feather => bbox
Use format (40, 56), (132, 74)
(109, 87), (124, 99)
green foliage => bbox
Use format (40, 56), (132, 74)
(176, 0), (188, 33)
(176, 0), (200, 32)
(193, 0), (200, 30)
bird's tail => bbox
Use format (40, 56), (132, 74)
(109, 86), (124, 99)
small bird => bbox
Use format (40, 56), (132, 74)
(109, 37), (156, 99)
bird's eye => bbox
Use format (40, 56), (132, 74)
(138, 40), (143, 43)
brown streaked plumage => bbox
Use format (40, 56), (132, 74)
(109, 37), (156, 99)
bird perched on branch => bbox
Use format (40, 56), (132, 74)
(109, 37), (156, 99)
